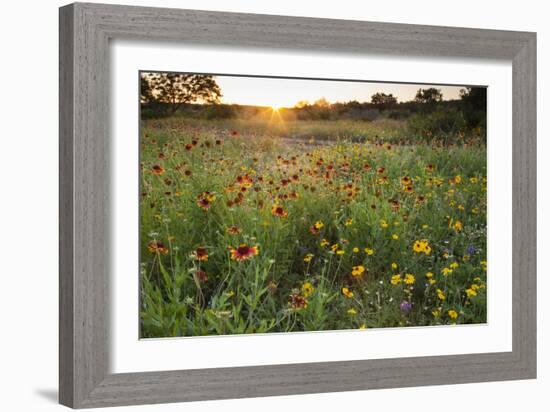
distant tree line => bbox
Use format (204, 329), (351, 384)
(140, 73), (486, 141)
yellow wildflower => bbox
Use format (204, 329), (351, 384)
(342, 287), (354, 298)
(301, 282), (314, 297)
(465, 288), (477, 298)
(351, 265), (366, 277)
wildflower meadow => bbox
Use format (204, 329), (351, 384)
(139, 73), (487, 338)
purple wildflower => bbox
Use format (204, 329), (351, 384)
(400, 301), (413, 312)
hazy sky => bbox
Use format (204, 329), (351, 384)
(215, 75), (467, 108)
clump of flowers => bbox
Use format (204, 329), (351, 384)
(412, 239), (432, 255)
(196, 191), (216, 210)
(230, 244), (259, 261)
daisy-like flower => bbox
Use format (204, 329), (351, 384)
(192, 246), (209, 261)
(195, 269), (208, 283)
(347, 308), (357, 316)
(236, 174), (253, 188)
(390, 274), (402, 285)
(351, 265), (366, 277)
(147, 240), (169, 255)
(196, 191), (216, 210)
(400, 301), (413, 312)
(364, 248), (375, 256)
(301, 282), (314, 297)
(391, 262), (398, 270)
(288, 293), (308, 310)
(344, 218), (353, 226)
(271, 204), (288, 218)
(309, 220), (324, 235)
(303, 253), (314, 263)
(230, 244), (259, 261)
(465, 288), (477, 297)
(448, 309), (459, 319)
(226, 226), (241, 235)
(342, 287), (354, 298)
(151, 165), (165, 175)
(320, 238), (330, 247)
(404, 273), (415, 285)
(453, 220), (463, 231)
(436, 288), (446, 301)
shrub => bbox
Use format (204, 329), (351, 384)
(408, 109), (467, 144)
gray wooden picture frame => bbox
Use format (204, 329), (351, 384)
(59, 2), (536, 408)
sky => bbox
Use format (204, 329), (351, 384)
(215, 75), (468, 108)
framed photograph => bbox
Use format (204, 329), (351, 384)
(59, 2), (536, 408)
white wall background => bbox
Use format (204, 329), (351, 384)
(0, 1), (545, 411)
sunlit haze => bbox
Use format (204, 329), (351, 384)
(216, 75), (466, 108)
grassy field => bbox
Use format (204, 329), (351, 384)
(139, 116), (487, 338)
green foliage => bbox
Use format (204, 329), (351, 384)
(407, 108), (468, 145)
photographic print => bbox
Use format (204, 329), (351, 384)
(139, 72), (487, 338)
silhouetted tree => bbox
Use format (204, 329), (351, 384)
(414, 88), (443, 104)
(140, 74), (154, 103)
(143, 73), (222, 113)
(460, 87), (487, 129)
(370, 92), (397, 108)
